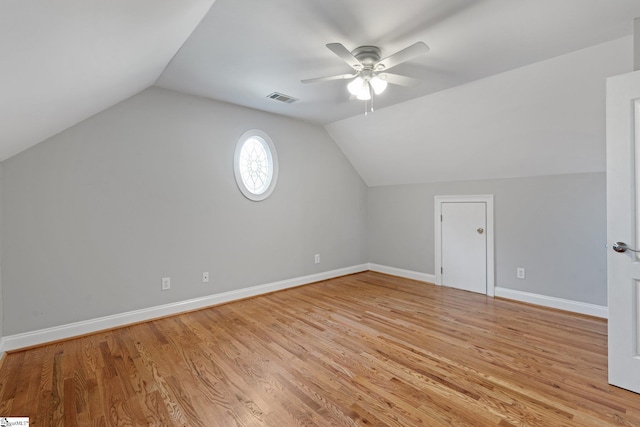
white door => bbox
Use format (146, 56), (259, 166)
(607, 70), (640, 393)
(441, 202), (487, 294)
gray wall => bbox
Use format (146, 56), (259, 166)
(0, 164), (3, 338)
(367, 173), (606, 306)
(0, 88), (609, 337)
(1, 87), (368, 335)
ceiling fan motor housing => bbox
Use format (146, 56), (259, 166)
(351, 46), (383, 70)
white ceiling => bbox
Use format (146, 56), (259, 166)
(0, 0), (215, 161)
(2, 0), (640, 170)
(327, 37), (631, 186)
(157, 0), (640, 124)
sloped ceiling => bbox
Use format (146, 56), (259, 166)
(0, 0), (215, 161)
(157, 0), (640, 125)
(2, 0), (640, 181)
(327, 37), (631, 186)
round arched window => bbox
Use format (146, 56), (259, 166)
(234, 130), (278, 201)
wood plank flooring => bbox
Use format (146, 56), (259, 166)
(0, 271), (639, 426)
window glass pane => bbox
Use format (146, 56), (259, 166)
(233, 130), (278, 201)
(239, 137), (270, 195)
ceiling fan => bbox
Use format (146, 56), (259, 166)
(301, 42), (430, 101)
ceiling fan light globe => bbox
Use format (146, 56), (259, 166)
(347, 77), (364, 96)
(370, 76), (387, 95)
(356, 84), (372, 100)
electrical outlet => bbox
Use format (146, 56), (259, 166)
(314, 254), (320, 264)
(202, 272), (209, 283)
(516, 268), (526, 279)
(161, 277), (171, 290)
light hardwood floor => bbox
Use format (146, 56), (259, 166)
(0, 271), (639, 426)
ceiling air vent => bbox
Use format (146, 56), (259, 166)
(267, 92), (298, 104)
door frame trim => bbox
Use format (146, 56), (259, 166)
(434, 195), (495, 297)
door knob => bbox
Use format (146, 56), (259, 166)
(613, 242), (640, 253)
(477, 228), (484, 234)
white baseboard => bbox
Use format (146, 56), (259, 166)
(368, 263), (436, 284)
(367, 264), (607, 318)
(494, 287), (608, 319)
(0, 266), (607, 353)
(1, 264), (369, 352)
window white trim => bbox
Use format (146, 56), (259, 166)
(234, 129), (279, 201)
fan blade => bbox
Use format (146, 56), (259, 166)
(326, 43), (362, 70)
(378, 73), (423, 87)
(301, 73), (358, 84)
(376, 42), (430, 71)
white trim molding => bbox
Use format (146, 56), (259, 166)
(368, 263), (436, 283)
(1, 265), (606, 353)
(434, 195), (495, 297)
(1, 264), (369, 352)
(495, 287), (608, 319)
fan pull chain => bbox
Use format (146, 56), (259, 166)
(365, 92), (374, 116)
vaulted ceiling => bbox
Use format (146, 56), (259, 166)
(0, 0), (216, 161)
(2, 0), (640, 179)
(157, 0), (640, 125)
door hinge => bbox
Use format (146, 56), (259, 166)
(441, 267), (443, 274)
(440, 214), (443, 222)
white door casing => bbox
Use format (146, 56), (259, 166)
(606, 69), (640, 393)
(435, 195), (495, 297)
